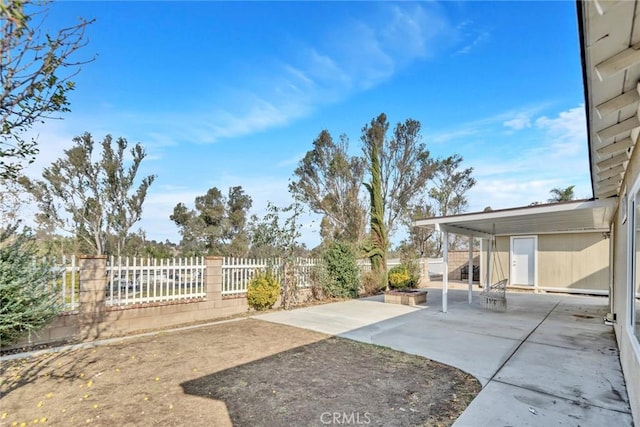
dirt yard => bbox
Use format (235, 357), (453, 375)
(1, 318), (480, 426)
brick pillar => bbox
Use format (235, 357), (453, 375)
(205, 256), (223, 305)
(79, 255), (108, 340)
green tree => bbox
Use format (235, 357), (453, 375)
(429, 154), (476, 217)
(0, 225), (62, 346)
(1, 0), (93, 179)
(548, 185), (575, 202)
(361, 113), (436, 286)
(362, 114), (388, 286)
(289, 130), (367, 244)
(171, 186), (252, 257)
(21, 133), (155, 256)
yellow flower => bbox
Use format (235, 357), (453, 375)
(36, 401), (43, 408)
(143, 396), (148, 401)
(83, 394), (89, 399)
(1, 412), (7, 419)
(155, 377), (160, 382)
(115, 368), (120, 373)
(79, 373), (85, 378)
(40, 418), (47, 423)
(45, 392), (53, 399)
(92, 404), (98, 409)
(87, 380), (93, 388)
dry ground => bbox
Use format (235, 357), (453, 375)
(1, 318), (480, 426)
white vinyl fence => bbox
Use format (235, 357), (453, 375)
(357, 258), (402, 273)
(105, 256), (206, 306)
(48, 255), (80, 312)
(222, 257), (319, 296)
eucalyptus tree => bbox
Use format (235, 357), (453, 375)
(429, 154), (476, 217)
(22, 133), (156, 256)
(1, 0), (93, 179)
(289, 130), (367, 244)
(361, 113), (437, 282)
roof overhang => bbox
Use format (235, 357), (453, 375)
(414, 198), (617, 238)
(579, 0), (640, 199)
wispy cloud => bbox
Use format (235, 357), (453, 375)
(276, 153), (304, 169)
(80, 3), (458, 151)
(503, 112), (532, 130)
(534, 105), (587, 157)
(427, 104), (592, 211)
(427, 103), (550, 144)
(455, 30), (490, 55)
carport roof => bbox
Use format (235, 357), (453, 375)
(414, 198), (617, 238)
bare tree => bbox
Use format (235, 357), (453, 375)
(1, 0), (94, 179)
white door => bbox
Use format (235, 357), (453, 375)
(511, 236), (536, 286)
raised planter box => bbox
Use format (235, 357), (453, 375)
(384, 289), (427, 306)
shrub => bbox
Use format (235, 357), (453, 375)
(0, 227), (62, 346)
(360, 270), (386, 296)
(321, 242), (360, 299)
(310, 264), (328, 301)
(388, 263), (420, 290)
(247, 271), (280, 311)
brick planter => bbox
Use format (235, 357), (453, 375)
(384, 289), (428, 306)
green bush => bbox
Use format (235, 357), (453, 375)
(247, 271), (280, 311)
(388, 263), (420, 290)
(0, 227), (62, 346)
(321, 242), (360, 298)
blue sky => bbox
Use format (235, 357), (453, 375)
(24, 1), (590, 248)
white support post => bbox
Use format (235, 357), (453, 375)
(485, 237), (492, 287)
(442, 231), (448, 313)
(468, 237), (473, 304)
(479, 239), (484, 288)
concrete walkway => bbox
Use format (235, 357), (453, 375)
(254, 288), (634, 426)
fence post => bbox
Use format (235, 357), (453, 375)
(78, 255), (108, 339)
(421, 257), (430, 287)
(205, 256), (223, 304)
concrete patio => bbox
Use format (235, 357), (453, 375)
(255, 288), (634, 426)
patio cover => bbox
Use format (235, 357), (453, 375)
(414, 198), (617, 312)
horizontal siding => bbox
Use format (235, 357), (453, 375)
(488, 233), (609, 291)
